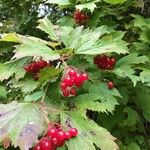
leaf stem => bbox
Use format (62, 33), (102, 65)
(41, 83), (49, 103)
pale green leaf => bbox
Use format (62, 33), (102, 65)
(140, 67), (150, 86)
(103, 0), (127, 5)
(46, 0), (71, 6)
(76, 0), (99, 12)
(13, 36), (60, 61)
(0, 57), (30, 81)
(24, 90), (44, 102)
(37, 17), (59, 41)
(0, 101), (43, 150)
(61, 112), (118, 150)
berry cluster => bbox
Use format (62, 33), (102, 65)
(24, 60), (50, 80)
(60, 67), (89, 97)
(33, 124), (78, 150)
(73, 9), (89, 25)
(94, 55), (116, 70)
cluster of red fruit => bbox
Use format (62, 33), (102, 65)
(73, 9), (89, 25)
(24, 60), (50, 80)
(60, 67), (89, 97)
(94, 55), (116, 70)
(33, 124), (78, 150)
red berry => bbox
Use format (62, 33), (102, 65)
(60, 82), (67, 91)
(62, 90), (70, 97)
(68, 69), (77, 78)
(70, 88), (76, 96)
(63, 76), (72, 86)
(81, 72), (89, 81)
(75, 81), (83, 88)
(69, 128), (78, 137)
(51, 137), (58, 146)
(24, 66), (31, 72)
(57, 131), (65, 142)
(65, 131), (71, 140)
(57, 140), (65, 147)
(107, 81), (114, 89)
(47, 128), (58, 138)
(40, 137), (52, 150)
(33, 144), (41, 150)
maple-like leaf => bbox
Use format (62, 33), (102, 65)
(0, 101), (43, 150)
(37, 17), (60, 41)
(61, 112), (119, 150)
(113, 53), (149, 86)
(73, 83), (121, 115)
(76, 0), (99, 12)
(13, 36), (60, 61)
(60, 27), (128, 55)
(46, 0), (71, 6)
(0, 57), (30, 81)
(103, 0), (127, 5)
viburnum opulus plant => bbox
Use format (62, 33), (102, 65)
(0, 0), (150, 150)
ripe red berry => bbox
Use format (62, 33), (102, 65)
(47, 128), (58, 138)
(24, 66), (31, 72)
(81, 72), (89, 81)
(107, 81), (114, 89)
(68, 69), (77, 78)
(63, 76), (72, 86)
(40, 137), (52, 150)
(70, 88), (76, 96)
(73, 9), (89, 25)
(51, 137), (58, 146)
(64, 131), (71, 140)
(62, 90), (70, 97)
(60, 82), (67, 91)
(69, 128), (78, 137)
(33, 144), (41, 150)
(57, 140), (65, 147)
(57, 131), (65, 142)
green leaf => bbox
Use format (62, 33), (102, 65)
(13, 36), (60, 61)
(60, 26), (128, 55)
(76, 0), (99, 12)
(0, 57), (30, 81)
(134, 84), (150, 121)
(140, 67), (150, 86)
(37, 17), (59, 41)
(120, 107), (140, 126)
(13, 67), (61, 94)
(57, 16), (75, 27)
(46, 0), (71, 6)
(114, 53), (149, 86)
(61, 112), (118, 150)
(0, 33), (21, 43)
(0, 86), (7, 100)
(73, 83), (121, 115)
(0, 101), (43, 150)
(127, 142), (141, 150)
(132, 14), (150, 29)
(103, 0), (127, 5)
(24, 90), (44, 102)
